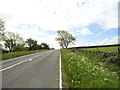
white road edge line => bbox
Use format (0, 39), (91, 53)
(59, 52), (62, 89)
(0, 59), (28, 72)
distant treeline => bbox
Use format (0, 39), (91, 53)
(0, 18), (54, 54)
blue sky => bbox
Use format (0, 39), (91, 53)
(0, 0), (119, 49)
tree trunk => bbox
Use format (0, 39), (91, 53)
(65, 45), (68, 48)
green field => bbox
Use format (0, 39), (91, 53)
(80, 46), (119, 53)
(61, 49), (120, 88)
(2, 49), (48, 60)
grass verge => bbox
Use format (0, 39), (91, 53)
(2, 49), (48, 60)
(61, 49), (120, 88)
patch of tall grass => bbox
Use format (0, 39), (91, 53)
(61, 49), (119, 88)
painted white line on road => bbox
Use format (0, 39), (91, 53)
(59, 52), (62, 89)
(28, 59), (33, 61)
(0, 59), (28, 72)
(0, 51), (50, 72)
(28, 54), (41, 61)
(0, 53), (50, 72)
(32, 55), (41, 59)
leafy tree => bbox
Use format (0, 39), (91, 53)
(13, 44), (27, 51)
(4, 32), (25, 52)
(26, 38), (33, 50)
(26, 38), (38, 50)
(4, 39), (14, 52)
(0, 18), (5, 41)
(2, 49), (9, 54)
(51, 48), (55, 50)
(37, 44), (42, 50)
(41, 43), (50, 49)
(32, 40), (38, 50)
(56, 30), (76, 48)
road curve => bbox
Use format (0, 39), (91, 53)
(2, 50), (60, 88)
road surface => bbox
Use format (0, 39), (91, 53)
(1, 50), (60, 88)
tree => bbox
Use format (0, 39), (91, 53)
(56, 30), (76, 48)
(4, 39), (14, 52)
(51, 48), (55, 50)
(0, 18), (6, 41)
(26, 38), (38, 50)
(41, 43), (50, 49)
(4, 32), (25, 52)
(37, 44), (42, 50)
(32, 40), (38, 50)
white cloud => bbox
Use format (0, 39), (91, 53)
(38, 35), (60, 49)
(97, 36), (119, 45)
(0, 0), (118, 48)
(5, 24), (60, 49)
(72, 36), (119, 47)
(76, 28), (94, 35)
(0, 0), (118, 30)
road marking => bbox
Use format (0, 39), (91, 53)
(0, 59), (28, 72)
(32, 55), (40, 59)
(59, 52), (62, 89)
(28, 59), (33, 61)
(0, 52), (48, 72)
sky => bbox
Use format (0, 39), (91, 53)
(0, 0), (119, 49)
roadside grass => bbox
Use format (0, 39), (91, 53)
(2, 49), (48, 60)
(81, 46), (119, 53)
(61, 49), (119, 88)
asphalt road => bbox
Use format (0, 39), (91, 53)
(1, 50), (60, 88)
